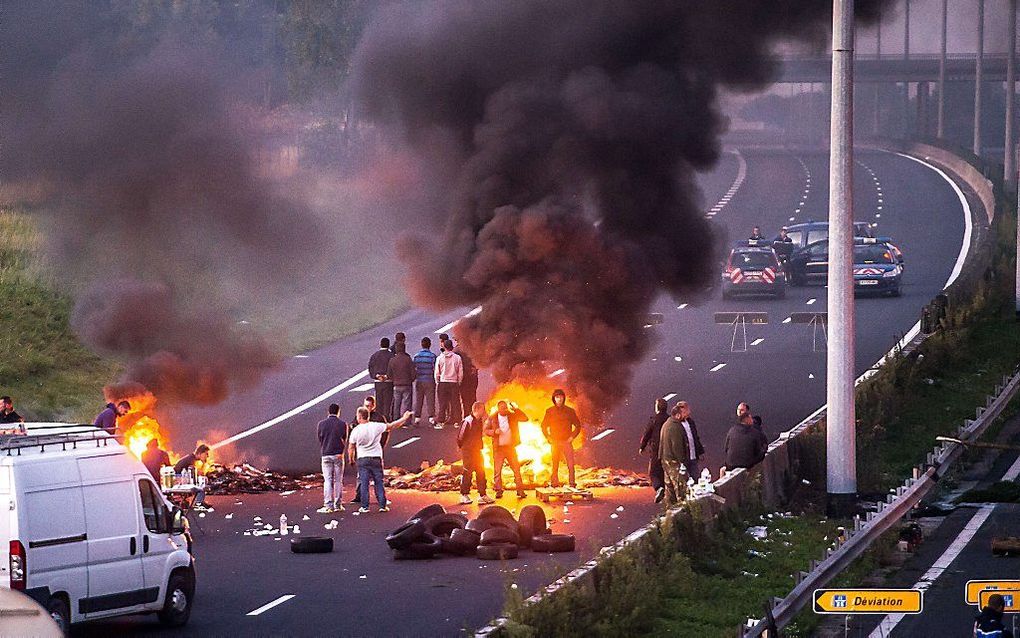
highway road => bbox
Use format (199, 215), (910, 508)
(83, 147), (971, 636)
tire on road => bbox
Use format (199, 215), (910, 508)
(425, 513), (468, 538)
(46, 595), (70, 634)
(517, 505), (547, 548)
(531, 534), (576, 553)
(479, 525), (520, 547)
(465, 517), (514, 535)
(476, 505), (516, 526)
(393, 534), (443, 560)
(290, 536), (334, 554)
(443, 527), (481, 555)
(386, 519), (426, 550)
(407, 504), (446, 523)
(477, 542), (519, 560)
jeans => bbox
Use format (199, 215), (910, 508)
(392, 385), (413, 420)
(550, 440), (576, 487)
(413, 380), (436, 426)
(374, 382), (394, 419)
(461, 448), (487, 496)
(321, 454), (344, 507)
(357, 457), (386, 509)
(436, 381), (461, 424)
(492, 445), (524, 494)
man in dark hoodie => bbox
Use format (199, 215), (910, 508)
(387, 342), (415, 421)
(974, 593), (1013, 637)
(454, 339), (479, 418)
(94, 400), (130, 435)
(457, 401), (494, 505)
(724, 410), (767, 470)
(541, 389), (582, 488)
(368, 338), (395, 420)
(638, 398), (669, 502)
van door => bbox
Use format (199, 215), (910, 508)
(135, 477), (174, 609)
(79, 479), (146, 617)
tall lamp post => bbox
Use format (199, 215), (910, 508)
(827, 0), (857, 516)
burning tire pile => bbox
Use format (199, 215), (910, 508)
(385, 503), (575, 561)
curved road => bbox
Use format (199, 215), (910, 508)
(103, 147), (969, 637)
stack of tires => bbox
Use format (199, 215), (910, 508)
(385, 503), (576, 560)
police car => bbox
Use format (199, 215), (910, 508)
(787, 237), (903, 295)
(782, 220), (875, 250)
(721, 240), (786, 299)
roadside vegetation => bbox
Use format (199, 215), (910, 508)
(498, 174), (1020, 637)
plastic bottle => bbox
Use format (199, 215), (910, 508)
(279, 514), (288, 536)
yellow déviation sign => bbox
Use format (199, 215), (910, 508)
(978, 590), (1020, 612)
(967, 581), (1020, 604)
(813, 589), (923, 614)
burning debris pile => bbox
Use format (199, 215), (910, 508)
(204, 463), (319, 495)
(384, 461), (648, 492)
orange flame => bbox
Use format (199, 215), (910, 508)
(483, 382), (583, 487)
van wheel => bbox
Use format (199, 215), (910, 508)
(158, 571), (194, 627)
(46, 595), (70, 635)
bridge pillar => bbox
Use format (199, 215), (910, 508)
(827, 0), (857, 516)
(937, 0), (948, 139)
(974, 0), (986, 156)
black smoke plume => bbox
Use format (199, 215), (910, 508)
(352, 1), (890, 422)
(1, 3), (329, 404)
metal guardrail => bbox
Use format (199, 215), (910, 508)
(741, 367), (1020, 637)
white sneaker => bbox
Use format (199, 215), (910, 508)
(316, 506), (333, 514)
(358, 507), (370, 514)
(478, 495), (495, 504)
(459, 495), (473, 505)
(334, 504), (345, 512)
(379, 506), (391, 512)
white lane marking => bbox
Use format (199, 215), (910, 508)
(709, 363), (727, 372)
(703, 149), (747, 218)
(806, 298), (816, 305)
(293, 355), (309, 359)
(782, 316), (792, 324)
(349, 383), (375, 393)
(663, 393), (677, 401)
(677, 303), (688, 310)
(590, 429), (616, 441)
(789, 216), (796, 222)
(548, 368), (565, 378)
(868, 505), (995, 638)
(673, 356), (683, 362)
(392, 436), (421, 449)
(894, 153), (973, 290)
(750, 338), (765, 346)
(211, 370), (369, 449)
(1003, 453), (1020, 481)
(435, 305), (485, 334)
(247, 594), (296, 616)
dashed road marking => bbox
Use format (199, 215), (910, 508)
(750, 338), (765, 346)
(782, 316), (792, 324)
(392, 436), (421, 449)
(677, 303), (688, 310)
(703, 149), (746, 219)
(663, 393), (677, 401)
(247, 595), (296, 617)
(806, 298), (816, 305)
(293, 354), (309, 359)
(709, 363), (727, 372)
(590, 429), (616, 441)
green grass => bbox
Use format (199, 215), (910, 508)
(0, 207), (119, 421)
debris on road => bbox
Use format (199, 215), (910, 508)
(384, 461), (649, 492)
(205, 463), (318, 494)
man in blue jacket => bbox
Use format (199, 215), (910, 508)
(317, 403), (348, 513)
(412, 337), (437, 428)
(94, 400), (131, 435)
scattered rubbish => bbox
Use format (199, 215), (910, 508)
(808, 374), (815, 379)
(280, 490), (297, 496)
(293, 526), (301, 534)
(801, 479), (811, 485)
(615, 506), (624, 512)
(741, 571), (759, 578)
(205, 463), (318, 495)
(225, 514), (233, 520)
(359, 575), (367, 579)
(746, 526), (768, 540)
(384, 461), (649, 491)
(610, 513), (618, 519)
(198, 513), (206, 518)
(563, 519), (571, 524)
(302, 515), (310, 521)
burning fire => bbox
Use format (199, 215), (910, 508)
(484, 382), (583, 487)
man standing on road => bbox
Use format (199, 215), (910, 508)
(94, 399), (130, 435)
(0, 396), (25, 435)
(541, 389), (582, 488)
(974, 593), (1014, 637)
(659, 403), (694, 506)
(724, 409), (767, 470)
(352, 396), (388, 505)
(675, 401), (705, 480)
(484, 400), (528, 499)
(457, 401), (494, 505)
(347, 407), (413, 513)
(317, 404), (348, 513)
(434, 339), (463, 429)
(638, 398), (669, 502)
(368, 338), (395, 419)
(454, 340), (479, 419)
(387, 342), (415, 421)
(389, 332), (406, 354)
(413, 337), (437, 428)
(749, 226), (765, 241)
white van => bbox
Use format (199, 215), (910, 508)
(0, 424), (195, 632)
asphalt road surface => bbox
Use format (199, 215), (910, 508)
(82, 147), (970, 637)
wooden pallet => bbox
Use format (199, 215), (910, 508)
(992, 536), (1020, 556)
(535, 486), (594, 503)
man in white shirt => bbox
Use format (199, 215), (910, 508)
(348, 406), (413, 513)
(433, 339), (464, 428)
(483, 401), (528, 499)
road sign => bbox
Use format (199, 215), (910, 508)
(979, 590), (1020, 612)
(713, 312), (768, 325)
(967, 580), (1020, 604)
(813, 589), (923, 614)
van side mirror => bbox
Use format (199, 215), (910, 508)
(171, 507), (187, 534)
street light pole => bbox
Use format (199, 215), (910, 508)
(1005, 0), (1017, 184)
(827, 0), (857, 516)
(974, 0), (986, 156)
(937, 0), (948, 139)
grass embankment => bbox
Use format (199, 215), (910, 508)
(499, 188), (1020, 637)
(0, 207), (118, 421)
